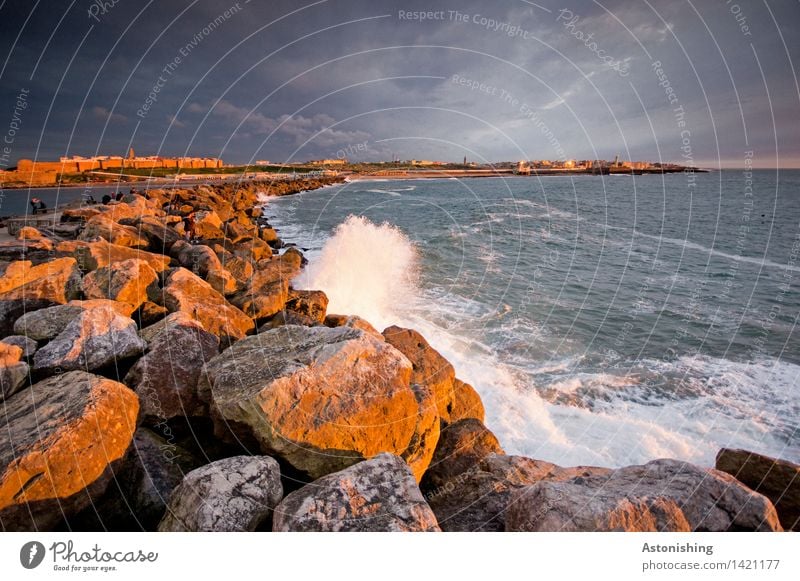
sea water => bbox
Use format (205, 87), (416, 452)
(264, 170), (800, 468)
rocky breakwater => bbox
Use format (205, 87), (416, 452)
(0, 174), (796, 532)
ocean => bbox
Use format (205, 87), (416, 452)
(269, 170), (798, 468)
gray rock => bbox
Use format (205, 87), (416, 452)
(273, 453), (441, 532)
(33, 305), (146, 373)
(0, 342), (28, 401)
(716, 448), (800, 531)
(13, 300), (134, 341)
(505, 458), (783, 532)
(425, 453), (607, 531)
(158, 455), (283, 532)
(1, 335), (37, 358)
(125, 312), (219, 421)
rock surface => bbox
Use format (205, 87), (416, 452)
(125, 312), (219, 421)
(33, 305), (146, 373)
(505, 459), (783, 532)
(383, 325), (456, 422)
(0, 343), (28, 401)
(285, 289), (328, 323)
(78, 214), (149, 248)
(0, 258), (82, 335)
(450, 379), (485, 423)
(716, 448), (799, 531)
(0, 371), (138, 530)
(13, 300), (135, 341)
(425, 453), (610, 531)
(199, 325), (439, 480)
(158, 456), (282, 532)
(273, 453), (440, 532)
(56, 239), (171, 273)
(0, 335), (37, 358)
(160, 267), (254, 342)
(82, 258), (160, 309)
(421, 418), (503, 491)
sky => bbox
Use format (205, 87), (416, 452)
(0, 0), (798, 168)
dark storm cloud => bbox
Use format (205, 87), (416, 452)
(0, 0), (797, 167)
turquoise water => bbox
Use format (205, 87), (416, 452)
(267, 170), (799, 467)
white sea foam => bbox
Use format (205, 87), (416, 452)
(292, 214), (800, 468)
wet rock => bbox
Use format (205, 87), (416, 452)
(158, 455), (282, 532)
(82, 258), (160, 310)
(716, 448), (799, 531)
(199, 325), (439, 480)
(160, 267), (254, 342)
(0, 258), (82, 335)
(324, 314), (382, 337)
(383, 325), (456, 422)
(125, 312), (219, 421)
(33, 305), (146, 374)
(425, 454), (609, 531)
(505, 459), (782, 532)
(421, 418), (503, 491)
(285, 289), (328, 323)
(450, 379), (485, 423)
(0, 371), (138, 530)
(274, 454), (440, 532)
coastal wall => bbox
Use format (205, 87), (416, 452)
(0, 177), (795, 532)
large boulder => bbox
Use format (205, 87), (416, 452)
(33, 305), (146, 374)
(82, 258), (160, 310)
(78, 214), (149, 248)
(125, 312), (219, 421)
(198, 325), (439, 480)
(159, 267), (254, 342)
(273, 453), (440, 532)
(158, 456), (283, 532)
(0, 258), (82, 335)
(450, 379), (485, 423)
(505, 459), (783, 532)
(324, 313), (382, 338)
(716, 448), (799, 531)
(56, 240), (171, 273)
(13, 299), (135, 341)
(383, 326), (456, 422)
(0, 371), (138, 530)
(0, 343), (28, 401)
(425, 454), (609, 531)
(421, 418), (503, 491)
(174, 244), (237, 295)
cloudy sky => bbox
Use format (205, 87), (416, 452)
(0, 0), (798, 167)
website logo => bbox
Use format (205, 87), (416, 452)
(20, 541), (46, 569)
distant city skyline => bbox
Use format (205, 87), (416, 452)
(0, 1), (798, 169)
